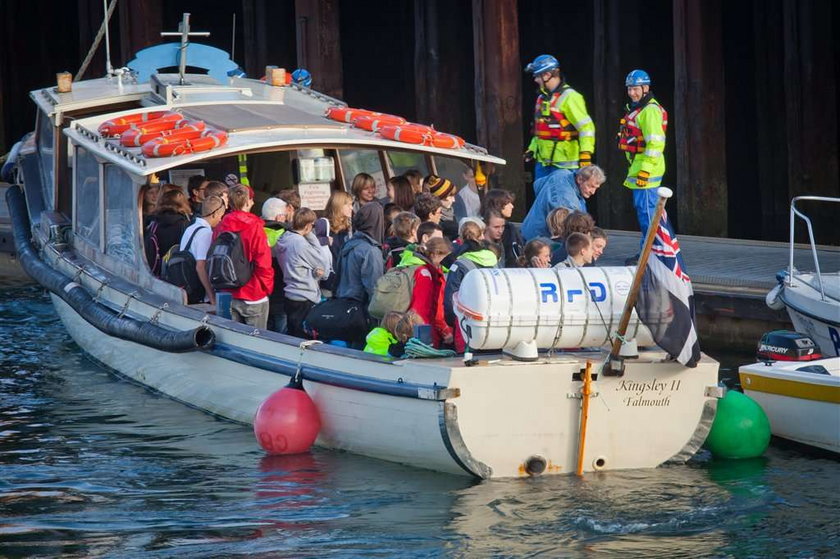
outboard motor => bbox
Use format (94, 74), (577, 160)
(756, 330), (822, 362)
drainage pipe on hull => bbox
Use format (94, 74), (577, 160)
(6, 185), (214, 353)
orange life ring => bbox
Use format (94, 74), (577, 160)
(352, 113), (406, 131)
(377, 123), (433, 145)
(428, 131), (466, 150)
(325, 107), (379, 124)
(120, 120), (206, 147)
(98, 111), (181, 137)
(142, 129), (228, 158)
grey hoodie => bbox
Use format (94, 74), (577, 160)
(275, 230), (331, 304)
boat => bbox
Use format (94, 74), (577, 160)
(739, 331), (840, 453)
(766, 196), (840, 357)
(4, 15), (722, 478)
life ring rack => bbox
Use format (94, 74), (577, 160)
(378, 123), (465, 150)
(141, 129), (229, 158)
(120, 120), (207, 147)
(98, 110), (182, 137)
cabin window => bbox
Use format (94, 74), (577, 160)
(432, 157), (471, 189)
(387, 151), (429, 180)
(104, 165), (137, 265)
(74, 146), (101, 247)
(338, 149), (387, 199)
(36, 112), (56, 211)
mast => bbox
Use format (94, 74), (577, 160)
(160, 13), (211, 85)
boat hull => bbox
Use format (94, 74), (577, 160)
(778, 273), (840, 357)
(740, 358), (840, 453)
(50, 284), (720, 478)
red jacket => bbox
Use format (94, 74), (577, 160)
(409, 264), (453, 348)
(214, 210), (274, 302)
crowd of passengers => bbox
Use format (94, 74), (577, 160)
(140, 168), (608, 357)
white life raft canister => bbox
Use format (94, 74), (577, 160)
(453, 267), (654, 351)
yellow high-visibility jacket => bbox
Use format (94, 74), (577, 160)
(528, 85), (595, 170)
(618, 98), (667, 189)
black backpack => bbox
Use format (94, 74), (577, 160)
(144, 220), (162, 276)
(162, 226), (208, 304)
(207, 231), (253, 290)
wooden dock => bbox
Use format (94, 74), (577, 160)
(599, 230), (840, 348)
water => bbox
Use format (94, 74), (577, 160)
(2, 286), (839, 558)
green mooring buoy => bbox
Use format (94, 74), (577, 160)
(704, 390), (771, 459)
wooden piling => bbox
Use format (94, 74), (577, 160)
(673, 0), (728, 238)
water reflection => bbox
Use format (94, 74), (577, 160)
(1, 287), (838, 557)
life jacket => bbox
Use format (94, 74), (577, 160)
(617, 98), (668, 154)
(533, 86), (579, 142)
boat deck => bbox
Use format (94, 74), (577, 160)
(599, 230), (840, 346)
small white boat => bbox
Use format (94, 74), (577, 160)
(5, 15), (722, 478)
(766, 196), (840, 357)
(740, 335), (840, 453)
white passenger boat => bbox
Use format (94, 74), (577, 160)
(766, 196), (840, 357)
(740, 332), (840, 453)
(5, 16), (721, 478)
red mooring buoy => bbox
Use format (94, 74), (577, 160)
(254, 377), (321, 455)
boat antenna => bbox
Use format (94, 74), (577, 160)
(231, 13), (236, 63)
(160, 13), (210, 85)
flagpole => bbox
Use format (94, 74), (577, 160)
(605, 187), (673, 376)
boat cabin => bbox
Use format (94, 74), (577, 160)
(20, 56), (503, 304)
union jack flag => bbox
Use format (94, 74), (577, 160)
(635, 210), (701, 367)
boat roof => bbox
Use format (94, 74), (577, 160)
(39, 72), (505, 178)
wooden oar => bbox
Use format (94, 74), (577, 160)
(576, 360), (593, 476)
(605, 187), (673, 376)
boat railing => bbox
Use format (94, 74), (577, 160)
(789, 195), (840, 301)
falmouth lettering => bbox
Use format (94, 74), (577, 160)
(615, 378), (682, 407)
(624, 395), (672, 407)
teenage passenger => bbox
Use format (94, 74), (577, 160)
(214, 185), (274, 329)
(275, 208), (330, 338)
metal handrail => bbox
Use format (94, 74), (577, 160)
(788, 195), (840, 301)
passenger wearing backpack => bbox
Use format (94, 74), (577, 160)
(382, 212), (420, 270)
(397, 238), (454, 348)
(165, 195), (226, 305)
(144, 188), (191, 277)
(213, 185), (274, 329)
(275, 208), (330, 338)
(262, 197), (289, 333)
(443, 220), (500, 353)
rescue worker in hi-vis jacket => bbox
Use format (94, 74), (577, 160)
(524, 54), (595, 182)
(618, 69), (669, 252)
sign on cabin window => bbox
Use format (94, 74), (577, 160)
(104, 165), (138, 265)
(74, 147), (100, 247)
(37, 113), (56, 211)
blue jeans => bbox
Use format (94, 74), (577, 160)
(632, 188), (677, 249)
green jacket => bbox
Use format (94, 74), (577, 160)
(364, 327), (398, 356)
(264, 225), (286, 247)
(528, 85), (596, 170)
(621, 98), (666, 189)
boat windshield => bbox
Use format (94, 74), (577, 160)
(37, 112), (56, 211)
(74, 146), (101, 248)
(104, 165), (139, 266)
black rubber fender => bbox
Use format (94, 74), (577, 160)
(6, 185), (214, 352)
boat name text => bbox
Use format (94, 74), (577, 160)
(615, 378), (681, 407)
